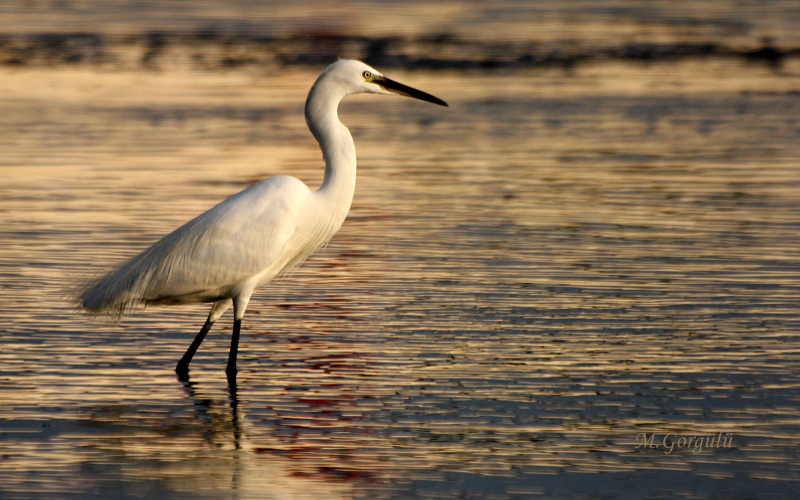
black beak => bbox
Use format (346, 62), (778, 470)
(374, 76), (449, 107)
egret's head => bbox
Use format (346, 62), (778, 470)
(321, 59), (448, 107)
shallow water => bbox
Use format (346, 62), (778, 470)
(2, 3), (800, 499)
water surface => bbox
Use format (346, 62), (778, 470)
(1, 3), (800, 499)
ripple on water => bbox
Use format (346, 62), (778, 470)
(1, 45), (800, 498)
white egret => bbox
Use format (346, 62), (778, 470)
(80, 59), (447, 382)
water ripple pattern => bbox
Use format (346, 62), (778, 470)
(1, 4), (800, 499)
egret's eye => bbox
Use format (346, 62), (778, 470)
(362, 71), (372, 80)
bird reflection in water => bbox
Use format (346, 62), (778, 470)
(173, 372), (384, 497)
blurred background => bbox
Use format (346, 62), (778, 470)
(1, 1), (799, 499)
(0, 0), (799, 70)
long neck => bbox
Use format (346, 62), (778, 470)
(305, 77), (357, 212)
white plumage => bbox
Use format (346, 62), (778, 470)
(80, 59), (447, 382)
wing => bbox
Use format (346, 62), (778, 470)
(82, 175), (311, 313)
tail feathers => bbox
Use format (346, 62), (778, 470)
(81, 281), (137, 317)
(78, 210), (224, 317)
(80, 274), (144, 318)
(79, 253), (157, 318)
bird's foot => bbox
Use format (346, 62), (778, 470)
(176, 360), (190, 381)
(225, 366), (237, 385)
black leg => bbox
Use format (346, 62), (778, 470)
(176, 318), (214, 380)
(226, 318), (242, 383)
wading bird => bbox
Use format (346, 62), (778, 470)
(80, 60), (447, 382)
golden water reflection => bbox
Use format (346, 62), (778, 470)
(1, 53), (799, 498)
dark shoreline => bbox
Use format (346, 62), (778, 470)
(0, 31), (794, 71)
